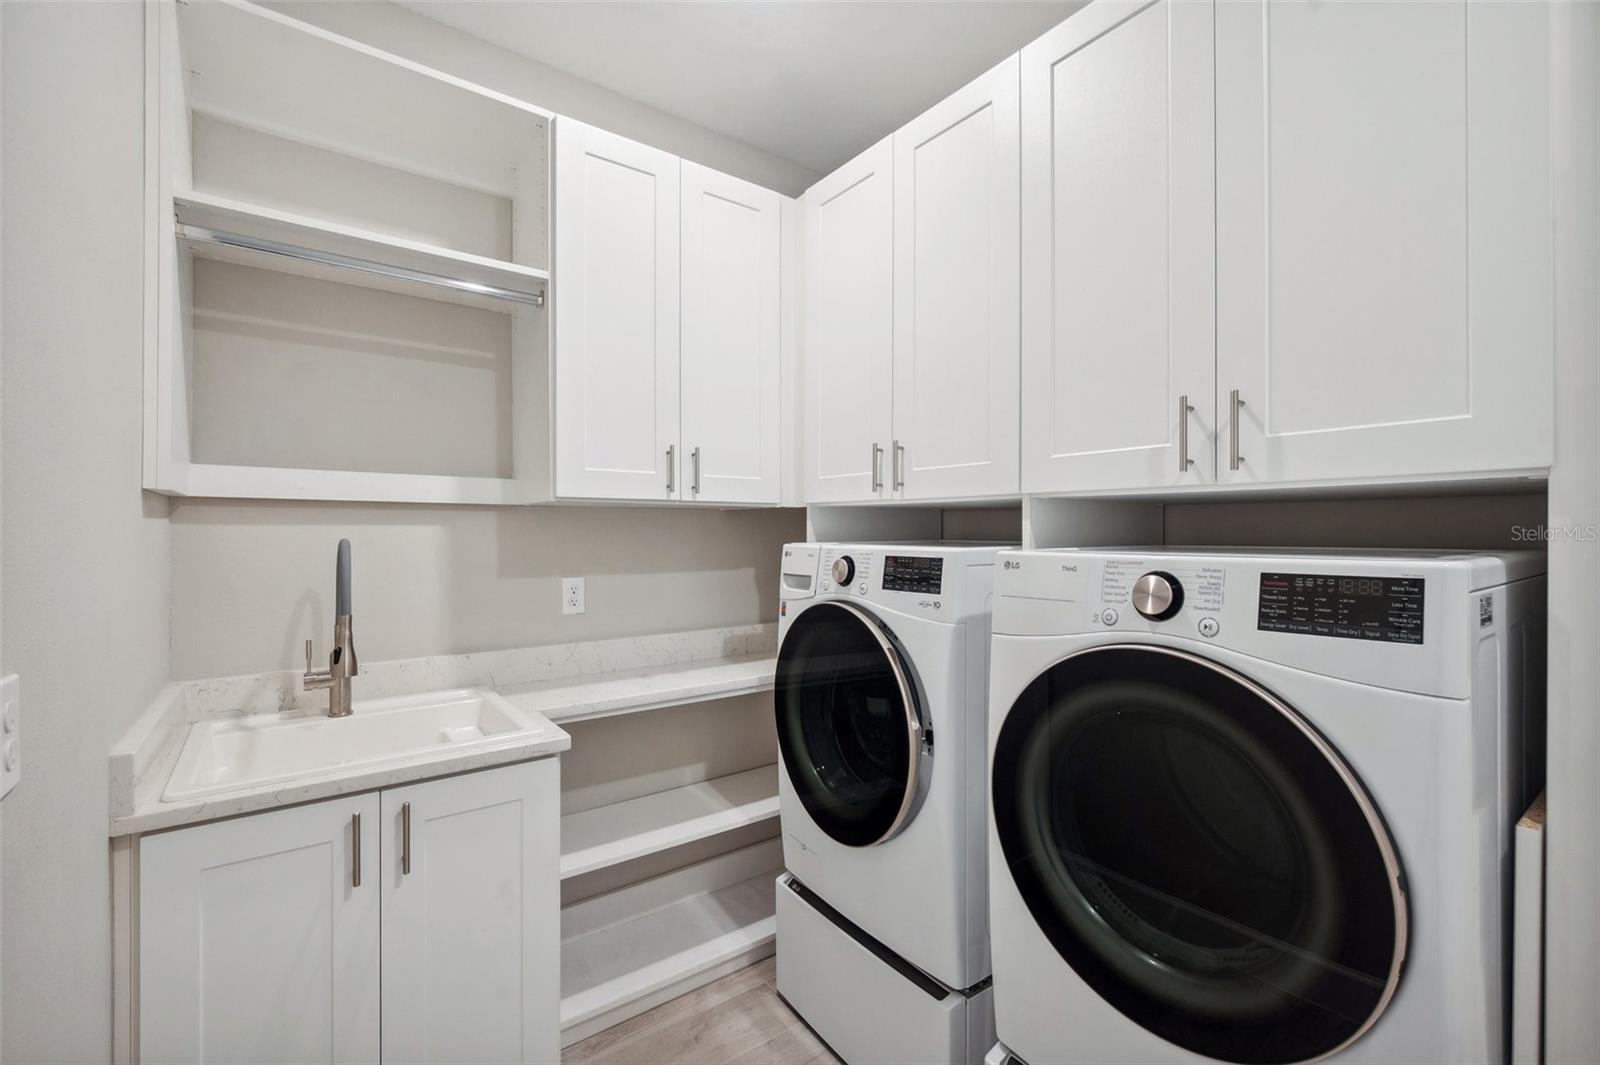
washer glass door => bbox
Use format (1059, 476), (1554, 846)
(775, 602), (922, 847)
(991, 645), (1406, 1064)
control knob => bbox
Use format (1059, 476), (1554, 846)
(832, 556), (856, 586)
(1131, 571), (1184, 621)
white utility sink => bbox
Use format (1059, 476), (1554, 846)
(162, 688), (553, 801)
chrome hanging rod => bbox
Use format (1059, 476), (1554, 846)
(179, 224), (547, 308)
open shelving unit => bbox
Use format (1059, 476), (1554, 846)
(144, 0), (554, 504)
(560, 764), (780, 880)
(559, 840), (781, 1047)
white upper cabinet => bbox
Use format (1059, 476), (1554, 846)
(1215, 0), (1552, 486)
(804, 137), (896, 503)
(893, 55), (1021, 501)
(681, 162), (783, 504)
(554, 118), (682, 500)
(1020, 0), (1215, 494)
(140, 794), (382, 1064)
(381, 760), (561, 1065)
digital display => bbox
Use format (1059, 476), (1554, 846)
(1257, 572), (1424, 645)
(883, 555), (943, 595)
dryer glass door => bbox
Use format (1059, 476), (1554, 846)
(775, 603), (922, 847)
(991, 645), (1406, 1064)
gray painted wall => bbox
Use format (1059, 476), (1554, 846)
(1, 2), (172, 1060)
(171, 502), (801, 679)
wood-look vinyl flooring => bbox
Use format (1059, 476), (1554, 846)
(562, 957), (842, 1065)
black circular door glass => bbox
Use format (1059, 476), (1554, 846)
(992, 647), (1404, 1064)
(775, 604), (917, 847)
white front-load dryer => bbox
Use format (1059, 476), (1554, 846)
(986, 548), (1546, 1065)
(774, 542), (1006, 1065)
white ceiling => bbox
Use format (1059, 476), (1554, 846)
(394, 1), (1083, 177)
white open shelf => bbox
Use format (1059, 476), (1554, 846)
(560, 859), (779, 1046)
(178, 0), (548, 197)
(175, 191), (547, 313)
(501, 653), (776, 726)
(145, 0), (553, 505)
(561, 765), (780, 880)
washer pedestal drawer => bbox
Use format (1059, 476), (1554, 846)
(775, 874), (994, 1065)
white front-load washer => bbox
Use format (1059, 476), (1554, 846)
(774, 542), (1006, 1065)
(986, 548), (1545, 1065)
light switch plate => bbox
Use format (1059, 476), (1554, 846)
(562, 577), (585, 615)
(1, 674), (20, 800)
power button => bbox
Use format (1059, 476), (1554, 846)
(1100, 608), (1119, 626)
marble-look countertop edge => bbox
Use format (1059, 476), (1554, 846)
(110, 728), (570, 838)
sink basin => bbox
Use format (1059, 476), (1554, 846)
(162, 688), (554, 801)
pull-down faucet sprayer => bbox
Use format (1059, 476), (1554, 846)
(304, 538), (359, 717)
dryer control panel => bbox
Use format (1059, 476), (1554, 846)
(1257, 572), (1425, 645)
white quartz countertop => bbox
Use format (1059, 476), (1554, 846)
(109, 624), (777, 837)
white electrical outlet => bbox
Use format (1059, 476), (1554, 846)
(562, 577), (586, 615)
(1, 674), (20, 800)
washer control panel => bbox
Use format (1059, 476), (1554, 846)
(882, 554), (944, 595)
(798, 543), (995, 620)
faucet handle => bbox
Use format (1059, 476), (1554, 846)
(303, 638), (332, 690)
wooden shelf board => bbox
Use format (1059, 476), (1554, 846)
(178, 0), (549, 196)
(560, 872), (778, 1043)
(501, 653), (776, 726)
(561, 765), (780, 880)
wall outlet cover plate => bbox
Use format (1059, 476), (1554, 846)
(562, 577), (585, 615)
(0, 674), (20, 800)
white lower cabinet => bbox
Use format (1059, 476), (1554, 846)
(139, 793), (382, 1064)
(138, 760), (559, 1064)
(380, 763), (561, 1064)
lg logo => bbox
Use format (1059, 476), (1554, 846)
(1003, 559), (1021, 570)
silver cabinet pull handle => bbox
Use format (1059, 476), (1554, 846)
(871, 443), (884, 493)
(1228, 389), (1245, 471)
(665, 444), (675, 494)
(893, 440), (905, 491)
(351, 813), (362, 888)
(1178, 395), (1194, 473)
(691, 446), (702, 495)
(401, 801), (412, 875)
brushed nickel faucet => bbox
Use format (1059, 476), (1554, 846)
(304, 538), (359, 717)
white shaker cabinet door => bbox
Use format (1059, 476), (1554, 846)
(554, 117), (682, 500)
(380, 759), (561, 1065)
(680, 161), (782, 504)
(139, 794), (382, 1064)
(1216, 0), (1552, 486)
(1020, 0), (1215, 494)
(804, 137), (895, 503)
(893, 54), (1020, 501)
